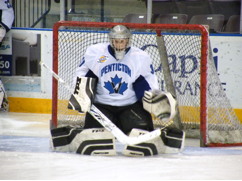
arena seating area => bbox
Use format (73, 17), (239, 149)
(126, 0), (241, 33)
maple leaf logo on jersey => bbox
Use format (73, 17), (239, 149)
(104, 75), (128, 94)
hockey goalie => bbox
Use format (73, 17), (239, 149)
(50, 25), (185, 156)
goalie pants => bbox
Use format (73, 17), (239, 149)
(84, 101), (154, 135)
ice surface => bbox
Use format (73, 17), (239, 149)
(0, 112), (242, 180)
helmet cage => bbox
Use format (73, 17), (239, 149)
(108, 25), (132, 60)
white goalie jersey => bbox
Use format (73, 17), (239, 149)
(75, 43), (159, 106)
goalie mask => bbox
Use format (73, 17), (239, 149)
(109, 25), (132, 60)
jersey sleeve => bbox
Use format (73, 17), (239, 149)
(133, 50), (159, 102)
(74, 45), (99, 84)
(141, 53), (159, 90)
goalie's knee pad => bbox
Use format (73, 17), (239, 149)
(122, 128), (185, 157)
(51, 127), (116, 156)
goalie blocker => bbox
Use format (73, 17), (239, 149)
(68, 76), (97, 113)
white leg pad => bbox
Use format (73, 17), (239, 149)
(122, 128), (165, 157)
(73, 128), (116, 156)
(161, 128), (185, 154)
(51, 127), (116, 156)
(122, 128), (185, 156)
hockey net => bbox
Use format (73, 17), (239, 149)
(52, 21), (242, 147)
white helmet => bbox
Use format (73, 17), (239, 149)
(109, 25), (132, 60)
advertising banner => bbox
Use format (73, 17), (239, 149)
(0, 32), (12, 76)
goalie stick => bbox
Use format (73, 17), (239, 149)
(40, 61), (161, 145)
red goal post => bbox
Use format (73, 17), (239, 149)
(52, 21), (242, 147)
